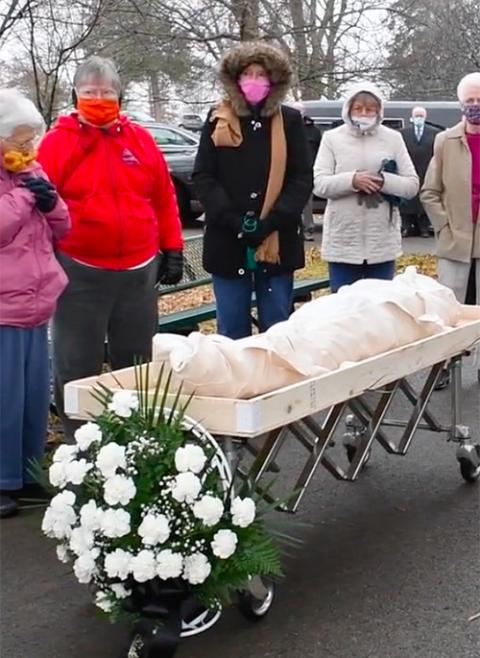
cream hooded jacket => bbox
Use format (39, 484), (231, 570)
(313, 83), (419, 264)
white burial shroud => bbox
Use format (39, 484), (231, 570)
(152, 267), (462, 399)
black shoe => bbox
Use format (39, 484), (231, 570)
(420, 230), (430, 238)
(304, 231), (315, 242)
(434, 369), (450, 391)
(0, 495), (19, 518)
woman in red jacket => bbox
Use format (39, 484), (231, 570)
(38, 56), (183, 439)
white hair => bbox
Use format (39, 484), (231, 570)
(457, 72), (480, 102)
(74, 56), (122, 94)
(0, 88), (45, 139)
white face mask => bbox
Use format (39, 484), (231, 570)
(351, 115), (377, 132)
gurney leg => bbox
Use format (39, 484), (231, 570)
(450, 356), (480, 482)
(237, 576), (275, 621)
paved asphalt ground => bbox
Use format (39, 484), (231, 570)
(1, 233), (479, 658)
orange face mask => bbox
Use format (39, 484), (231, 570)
(3, 150), (36, 173)
(77, 98), (120, 127)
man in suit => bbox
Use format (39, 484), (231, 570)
(295, 103), (322, 241)
(400, 106), (440, 238)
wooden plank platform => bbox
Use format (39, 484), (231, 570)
(65, 306), (480, 437)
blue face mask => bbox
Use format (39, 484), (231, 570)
(412, 116), (425, 127)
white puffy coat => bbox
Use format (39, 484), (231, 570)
(314, 84), (419, 264)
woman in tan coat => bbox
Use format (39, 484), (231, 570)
(421, 71), (480, 386)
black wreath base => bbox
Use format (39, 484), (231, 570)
(120, 577), (207, 658)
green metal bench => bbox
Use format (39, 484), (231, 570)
(157, 234), (330, 333)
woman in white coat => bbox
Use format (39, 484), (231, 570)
(314, 83), (419, 292)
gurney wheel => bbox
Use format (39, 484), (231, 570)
(346, 444), (371, 467)
(237, 577), (275, 621)
(459, 458), (480, 483)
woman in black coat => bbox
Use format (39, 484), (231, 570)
(193, 41), (312, 339)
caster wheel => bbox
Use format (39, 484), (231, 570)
(459, 459), (480, 483)
(237, 576), (275, 622)
(346, 444), (371, 466)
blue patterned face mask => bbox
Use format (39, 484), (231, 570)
(412, 116), (425, 127)
(463, 103), (480, 125)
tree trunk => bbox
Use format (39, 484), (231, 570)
(231, 0), (259, 41)
(148, 72), (163, 121)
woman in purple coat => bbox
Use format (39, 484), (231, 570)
(0, 89), (70, 518)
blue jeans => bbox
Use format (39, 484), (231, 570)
(0, 325), (49, 490)
(213, 271), (294, 339)
(329, 260), (396, 293)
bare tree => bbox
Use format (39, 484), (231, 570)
(0, 0), (36, 40)
(2, 0), (107, 125)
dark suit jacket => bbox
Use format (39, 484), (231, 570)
(400, 124), (440, 215)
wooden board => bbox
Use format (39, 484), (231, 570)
(65, 306), (480, 438)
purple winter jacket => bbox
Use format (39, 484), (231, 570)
(0, 162), (71, 328)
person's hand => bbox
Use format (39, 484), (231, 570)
(353, 171), (383, 194)
(157, 250), (183, 285)
(241, 217), (272, 248)
(21, 176), (58, 213)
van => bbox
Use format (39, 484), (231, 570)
(302, 99), (462, 135)
(303, 100), (462, 212)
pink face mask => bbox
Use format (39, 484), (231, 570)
(239, 76), (271, 105)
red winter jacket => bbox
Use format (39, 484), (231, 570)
(37, 114), (183, 269)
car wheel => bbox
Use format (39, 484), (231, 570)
(174, 182), (192, 226)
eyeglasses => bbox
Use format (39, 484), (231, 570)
(76, 87), (118, 100)
(1, 135), (37, 150)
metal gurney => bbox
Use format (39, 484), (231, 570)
(64, 305), (480, 624)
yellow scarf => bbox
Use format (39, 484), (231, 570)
(211, 101), (287, 264)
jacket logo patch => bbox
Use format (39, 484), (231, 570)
(122, 148), (139, 165)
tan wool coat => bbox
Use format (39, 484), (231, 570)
(421, 121), (480, 263)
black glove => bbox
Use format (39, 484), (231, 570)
(242, 219), (273, 248)
(157, 250), (183, 285)
(21, 177), (58, 213)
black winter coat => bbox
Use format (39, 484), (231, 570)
(400, 124), (440, 215)
(193, 104), (313, 278)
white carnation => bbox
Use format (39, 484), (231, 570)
(103, 475), (136, 506)
(156, 550), (183, 580)
(95, 591), (113, 612)
(65, 458), (92, 485)
(42, 491), (77, 539)
(79, 500), (104, 532)
(111, 583), (131, 600)
(108, 390), (139, 418)
(51, 490), (76, 509)
(171, 472), (202, 504)
(69, 526), (95, 556)
(231, 497), (256, 528)
(56, 544), (71, 564)
(138, 513), (171, 546)
(96, 443), (126, 478)
(74, 422), (102, 451)
(100, 508), (131, 538)
(175, 444), (207, 474)
(183, 553), (211, 585)
(192, 495), (224, 527)
(130, 549), (156, 583)
(48, 462), (68, 489)
(211, 529), (238, 559)
(73, 551), (97, 584)
(104, 548), (132, 580)
(53, 444), (78, 464)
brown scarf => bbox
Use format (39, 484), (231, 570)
(211, 101), (287, 264)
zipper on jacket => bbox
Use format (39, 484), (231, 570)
(105, 131), (124, 264)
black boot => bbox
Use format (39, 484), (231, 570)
(0, 495), (19, 518)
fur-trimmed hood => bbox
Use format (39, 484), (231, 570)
(219, 41), (292, 117)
